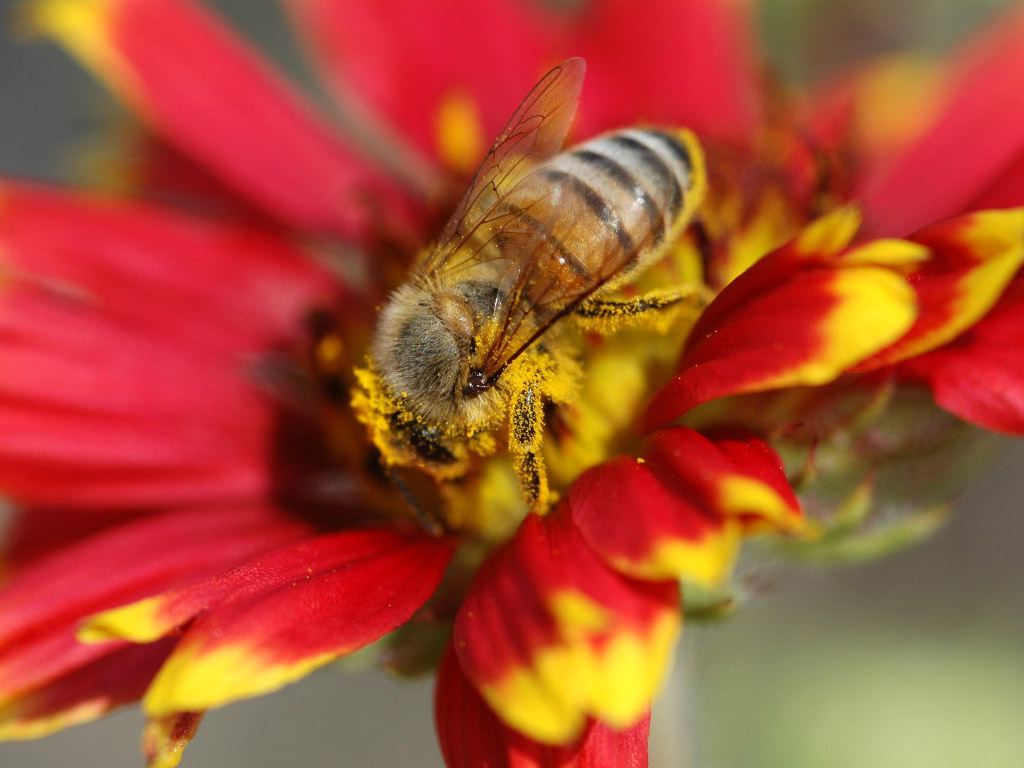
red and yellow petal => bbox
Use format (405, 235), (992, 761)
(129, 530), (452, 715)
(645, 428), (805, 534)
(0, 641), (174, 741)
(142, 711), (203, 768)
(643, 210), (919, 429)
(903, 277), (1024, 435)
(570, 428), (804, 585)
(853, 209), (1024, 370)
(570, 455), (741, 586)
(24, 0), (413, 238)
(435, 643), (649, 768)
(860, 6), (1024, 235)
(454, 510), (679, 745)
(812, 54), (949, 178)
(0, 505), (311, 709)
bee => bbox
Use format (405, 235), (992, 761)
(353, 57), (706, 511)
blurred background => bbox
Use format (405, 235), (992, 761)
(1, 0), (1022, 766)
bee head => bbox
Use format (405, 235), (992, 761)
(371, 283), (478, 423)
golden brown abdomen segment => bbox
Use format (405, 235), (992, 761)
(500, 128), (699, 294)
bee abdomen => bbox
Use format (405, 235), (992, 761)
(536, 129), (697, 274)
(598, 129), (696, 230)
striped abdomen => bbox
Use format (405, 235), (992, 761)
(498, 128), (702, 294)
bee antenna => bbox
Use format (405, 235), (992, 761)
(380, 461), (444, 536)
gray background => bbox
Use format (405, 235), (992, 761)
(1, 0), (1022, 766)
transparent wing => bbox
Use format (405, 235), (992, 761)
(477, 177), (631, 380)
(419, 58), (586, 278)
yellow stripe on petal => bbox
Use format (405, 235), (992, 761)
(79, 595), (169, 644)
(143, 641), (338, 716)
(0, 698), (109, 740)
(585, 612), (679, 728)
(719, 476), (816, 537)
(478, 648), (589, 744)
(794, 206), (862, 256)
(842, 238), (931, 268)
(908, 209), (1024, 357)
(763, 267), (917, 389)
(549, 591), (611, 636)
(610, 520), (742, 587)
(20, 0), (136, 97)
(477, 609), (679, 745)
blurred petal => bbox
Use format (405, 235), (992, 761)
(860, 7), (1024, 235)
(0, 182), (338, 353)
(853, 209), (1024, 370)
(811, 54), (948, 187)
(1, 508), (144, 573)
(570, 455), (741, 586)
(0, 641), (174, 740)
(285, 0), (558, 168)
(25, 0), (412, 238)
(454, 510), (678, 745)
(644, 210), (920, 429)
(142, 711), (203, 768)
(570, 0), (762, 144)
(0, 505), (312, 707)
(0, 184), (338, 508)
(140, 530), (453, 715)
(435, 644), (650, 768)
(904, 278), (1024, 435)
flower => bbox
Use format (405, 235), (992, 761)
(2, 1), (1024, 767)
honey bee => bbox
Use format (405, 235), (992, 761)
(353, 57), (706, 510)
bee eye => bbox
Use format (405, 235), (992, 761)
(464, 369), (489, 397)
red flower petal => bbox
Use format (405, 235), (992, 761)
(139, 529), (453, 715)
(290, 0), (761, 173)
(285, 0), (558, 170)
(645, 428), (803, 529)
(643, 210), (919, 429)
(853, 209), (1024, 370)
(0, 182), (338, 353)
(570, 456), (740, 586)
(569, 0), (762, 144)
(571, 428), (803, 584)
(0, 505), (312, 705)
(1, 508), (145, 573)
(454, 510), (679, 745)
(0, 184), (339, 509)
(27, 0), (413, 238)
(436, 643), (650, 768)
(0, 640), (174, 740)
(903, 278), (1024, 435)
(860, 7), (1024, 235)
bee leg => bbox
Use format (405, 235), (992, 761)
(574, 288), (704, 332)
(509, 376), (549, 510)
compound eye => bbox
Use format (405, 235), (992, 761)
(463, 368), (489, 397)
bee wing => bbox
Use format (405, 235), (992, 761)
(477, 181), (628, 380)
(420, 58), (586, 277)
